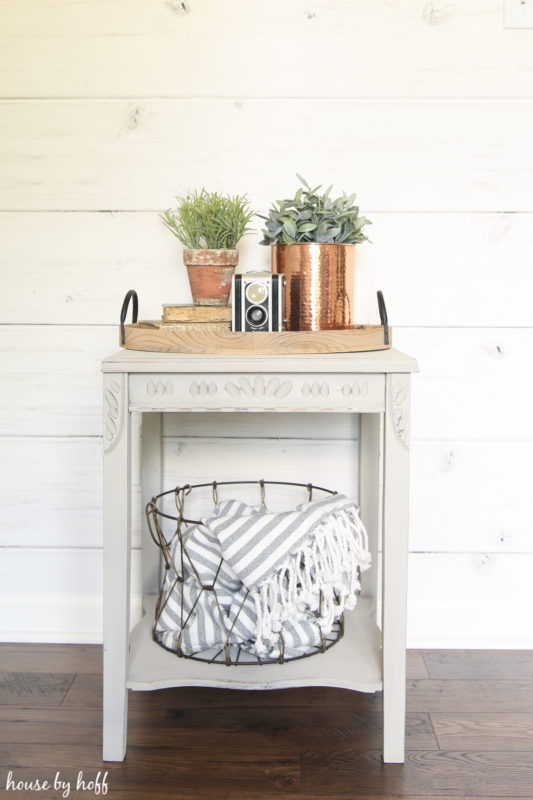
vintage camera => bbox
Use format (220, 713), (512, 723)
(232, 271), (285, 332)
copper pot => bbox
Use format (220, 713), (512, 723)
(271, 243), (355, 331)
(183, 249), (238, 306)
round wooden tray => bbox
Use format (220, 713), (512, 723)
(121, 323), (391, 355)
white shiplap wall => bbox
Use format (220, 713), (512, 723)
(1, 0), (532, 646)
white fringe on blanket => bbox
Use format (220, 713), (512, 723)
(249, 503), (370, 655)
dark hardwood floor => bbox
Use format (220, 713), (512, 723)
(1, 645), (533, 799)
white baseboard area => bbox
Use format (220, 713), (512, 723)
(1, 595), (532, 649)
(0, 595), (103, 644)
(0, 595), (142, 644)
(406, 601), (533, 650)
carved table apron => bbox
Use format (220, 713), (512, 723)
(102, 348), (418, 763)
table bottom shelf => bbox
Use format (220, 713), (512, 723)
(127, 594), (383, 693)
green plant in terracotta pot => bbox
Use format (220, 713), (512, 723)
(258, 175), (371, 330)
(161, 189), (255, 305)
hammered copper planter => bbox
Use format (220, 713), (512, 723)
(271, 243), (355, 331)
(183, 249), (238, 306)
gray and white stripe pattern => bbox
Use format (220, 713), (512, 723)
(207, 494), (357, 589)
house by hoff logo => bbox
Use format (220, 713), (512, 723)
(5, 770), (109, 797)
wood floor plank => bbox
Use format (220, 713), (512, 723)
(0, 644), (102, 675)
(125, 706), (436, 751)
(431, 713), (533, 751)
(0, 707), (101, 745)
(0, 743), (104, 768)
(0, 672), (74, 706)
(407, 679), (533, 713)
(423, 651), (533, 680)
(1, 701), (412, 753)
(301, 749), (533, 796)
(407, 651), (430, 680)
(61, 673), (101, 708)
(404, 714), (439, 751)
(116, 746), (300, 795)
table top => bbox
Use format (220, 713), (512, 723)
(102, 347), (418, 374)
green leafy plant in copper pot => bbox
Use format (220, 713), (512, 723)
(258, 175), (371, 331)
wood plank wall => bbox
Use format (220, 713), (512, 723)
(1, 0), (532, 646)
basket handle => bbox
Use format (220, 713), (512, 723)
(377, 290), (389, 345)
(120, 289), (138, 345)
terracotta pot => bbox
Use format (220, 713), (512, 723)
(271, 243), (355, 331)
(183, 249), (238, 306)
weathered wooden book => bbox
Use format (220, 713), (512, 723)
(162, 304), (232, 323)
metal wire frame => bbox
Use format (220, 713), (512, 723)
(145, 480), (344, 666)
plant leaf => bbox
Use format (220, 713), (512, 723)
(282, 218), (297, 239)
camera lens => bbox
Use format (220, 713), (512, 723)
(246, 305), (268, 328)
(246, 282), (268, 304)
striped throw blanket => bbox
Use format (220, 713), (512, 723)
(155, 493), (371, 660)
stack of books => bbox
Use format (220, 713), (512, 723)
(155, 304), (232, 331)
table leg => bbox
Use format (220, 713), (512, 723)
(382, 373), (411, 763)
(358, 412), (382, 614)
(103, 373), (131, 761)
(141, 412), (163, 597)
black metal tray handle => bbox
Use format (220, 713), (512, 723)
(377, 290), (389, 345)
(120, 290), (138, 345)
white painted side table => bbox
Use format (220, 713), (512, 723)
(102, 348), (418, 764)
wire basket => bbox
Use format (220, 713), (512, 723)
(146, 480), (347, 667)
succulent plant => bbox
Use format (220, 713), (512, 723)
(161, 189), (255, 250)
(258, 175), (371, 246)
